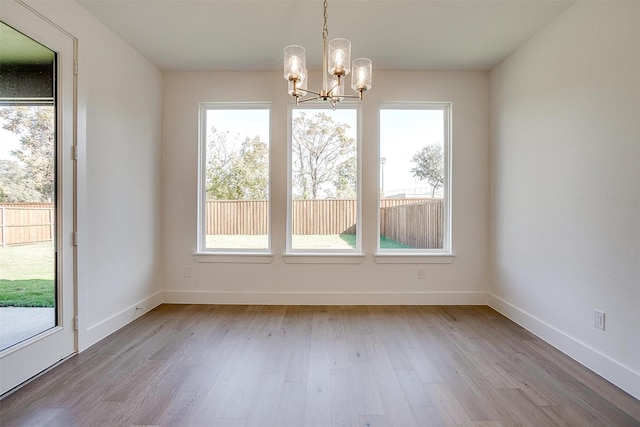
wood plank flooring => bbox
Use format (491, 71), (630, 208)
(1, 305), (639, 426)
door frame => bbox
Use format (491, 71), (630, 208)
(0, 0), (77, 397)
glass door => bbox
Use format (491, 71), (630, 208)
(0, 2), (76, 396)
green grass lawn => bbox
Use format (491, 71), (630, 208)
(339, 234), (411, 249)
(0, 242), (55, 307)
(379, 235), (412, 249)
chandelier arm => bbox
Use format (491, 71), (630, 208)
(336, 93), (362, 99)
(297, 88), (365, 102)
(297, 96), (323, 104)
(298, 88), (322, 97)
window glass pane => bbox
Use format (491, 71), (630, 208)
(1, 23), (57, 349)
(379, 107), (447, 250)
(0, 105), (57, 350)
(290, 108), (358, 251)
(203, 107), (270, 250)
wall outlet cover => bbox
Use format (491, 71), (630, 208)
(594, 309), (605, 331)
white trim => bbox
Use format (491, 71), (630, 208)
(196, 103), (207, 252)
(0, 325), (63, 358)
(286, 103), (362, 254)
(193, 253), (274, 264)
(374, 254), (454, 264)
(488, 293), (640, 401)
(0, 352), (73, 400)
(163, 290), (487, 306)
(82, 292), (162, 350)
(283, 254), (365, 264)
(196, 102), (272, 254)
(0, 1), (77, 396)
(377, 102), (452, 254)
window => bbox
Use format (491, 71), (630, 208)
(378, 103), (451, 254)
(198, 103), (270, 252)
(287, 106), (360, 253)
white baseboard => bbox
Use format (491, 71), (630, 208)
(488, 293), (640, 401)
(81, 292), (162, 351)
(162, 290), (488, 306)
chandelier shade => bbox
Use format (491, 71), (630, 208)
(351, 58), (372, 92)
(283, 0), (372, 108)
(329, 38), (351, 76)
(284, 45), (306, 81)
(288, 69), (307, 96)
(329, 75), (344, 101)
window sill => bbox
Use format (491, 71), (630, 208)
(193, 252), (274, 264)
(374, 254), (455, 264)
(283, 254), (366, 264)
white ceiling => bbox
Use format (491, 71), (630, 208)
(76, 0), (575, 72)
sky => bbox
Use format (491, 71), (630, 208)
(206, 106), (445, 196)
(207, 109), (270, 147)
(0, 121), (20, 161)
(380, 109), (444, 196)
(206, 107), (358, 145)
(0, 107), (444, 191)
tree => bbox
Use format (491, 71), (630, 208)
(231, 135), (269, 199)
(410, 143), (444, 197)
(291, 112), (356, 199)
(333, 156), (357, 198)
(0, 106), (55, 202)
(206, 127), (268, 200)
(0, 160), (41, 202)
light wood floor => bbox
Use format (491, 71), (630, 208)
(1, 305), (639, 426)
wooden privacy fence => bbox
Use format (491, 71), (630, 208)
(2, 200), (443, 248)
(206, 198), (443, 247)
(379, 200), (443, 249)
(205, 200), (269, 235)
(205, 199), (358, 235)
(0, 203), (55, 246)
(292, 199), (357, 235)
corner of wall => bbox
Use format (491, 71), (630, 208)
(488, 294), (640, 400)
(79, 292), (163, 352)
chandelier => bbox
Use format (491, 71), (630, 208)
(283, 0), (372, 108)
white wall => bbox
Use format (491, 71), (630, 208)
(490, 1), (640, 399)
(23, 0), (164, 350)
(162, 70), (490, 304)
(8, 0), (637, 404)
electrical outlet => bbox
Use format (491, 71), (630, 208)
(184, 266), (192, 279)
(594, 309), (605, 331)
(417, 267), (425, 279)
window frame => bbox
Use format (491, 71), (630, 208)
(376, 102), (453, 261)
(196, 102), (272, 257)
(285, 102), (363, 259)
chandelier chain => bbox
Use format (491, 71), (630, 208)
(322, 0), (328, 40)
